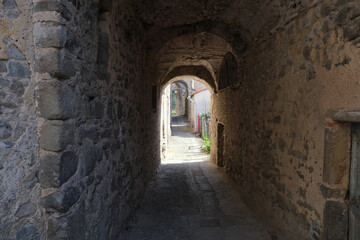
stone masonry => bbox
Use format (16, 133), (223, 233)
(0, 0), (360, 239)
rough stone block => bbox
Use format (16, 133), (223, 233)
(39, 120), (74, 152)
(344, 18), (360, 41)
(8, 61), (30, 78)
(15, 203), (37, 219)
(41, 186), (80, 213)
(6, 45), (25, 60)
(39, 151), (60, 188)
(39, 150), (78, 188)
(47, 216), (67, 239)
(2, 0), (16, 8)
(34, 22), (66, 48)
(0, 78), (10, 87)
(322, 201), (348, 240)
(0, 141), (12, 170)
(334, 6), (351, 26)
(59, 151), (78, 185)
(16, 223), (39, 240)
(34, 49), (76, 79)
(65, 30), (82, 55)
(3, 0), (20, 19)
(67, 203), (86, 240)
(0, 128), (11, 139)
(93, 101), (104, 119)
(0, 60), (7, 73)
(38, 80), (79, 120)
(80, 144), (103, 176)
(0, 118), (11, 139)
(33, 1), (63, 12)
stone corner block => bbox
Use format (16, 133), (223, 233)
(34, 49), (76, 79)
(34, 22), (66, 48)
(38, 80), (79, 120)
(40, 150), (78, 188)
(39, 120), (74, 152)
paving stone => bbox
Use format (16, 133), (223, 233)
(123, 117), (275, 240)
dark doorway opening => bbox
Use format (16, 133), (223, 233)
(217, 123), (225, 167)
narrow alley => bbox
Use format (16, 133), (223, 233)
(124, 117), (278, 240)
(2, 1), (360, 239)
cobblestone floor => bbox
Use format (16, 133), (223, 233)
(123, 116), (280, 240)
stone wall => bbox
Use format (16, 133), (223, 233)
(36, 0), (159, 238)
(0, 0), (160, 238)
(211, 0), (360, 238)
(0, 0), (44, 238)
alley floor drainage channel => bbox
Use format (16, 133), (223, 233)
(123, 118), (281, 240)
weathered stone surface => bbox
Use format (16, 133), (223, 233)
(16, 223), (39, 240)
(0, 141), (12, 170)
(0, 128), (11, 139)
(323, 122), (351, 185)
(10, 80), (25, 97)
(34, 22), (66, 48)
(39, 151), (60, 188)
(0, 78), (10, 87)
(67, 203), (86, 239)
(59, 151), (78, 185)
(3, 0), (21, 19)
(0, 60), (7, 73)
(47, 217), (68, 239)
(80, 144), (103, 176)
(65, 32), (82, 55)
(0, 118), (11, 139)
(38, 80), (79, 120)
(323, 201), (348, 240)
(8, 61), (30, 78)
(6, 44), (25, 60)
(34, 49), (76, 78)
(38, 146), (56, 185)
(33, 1), (62, 12)
(93, 101), (104, 119)
(15, 203), (37, 219)
(39, 120), (74, 152)
(344, 17), (360, 41)
(319, 184), (346, 199)
(41, 187), (80, 213)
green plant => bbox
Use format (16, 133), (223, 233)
(201, 135), (211, 153)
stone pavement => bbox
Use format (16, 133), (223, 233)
(123, 117), (278, 240)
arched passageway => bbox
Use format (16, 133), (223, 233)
(1, 0), (360, 239)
